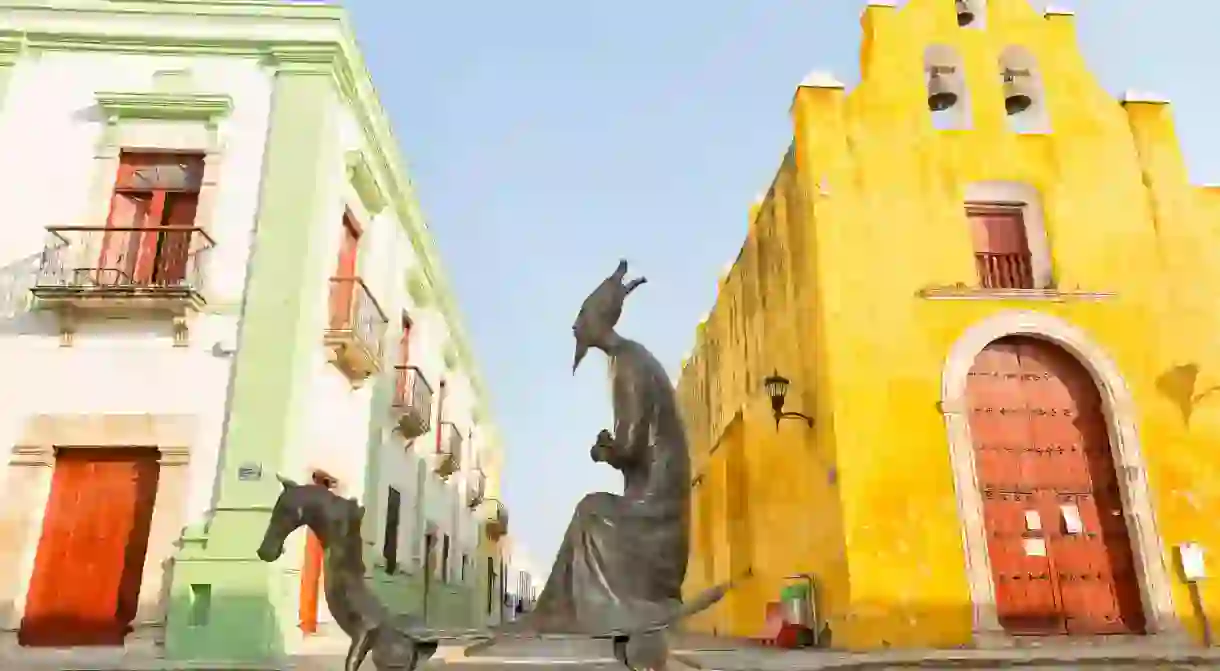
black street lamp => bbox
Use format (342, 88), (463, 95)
(764, 370), (813, 429)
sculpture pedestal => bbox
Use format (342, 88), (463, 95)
(465, 634), (619, 662)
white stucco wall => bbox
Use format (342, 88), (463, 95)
(0, 49), (272, 522)
(0, 49), (273, 636)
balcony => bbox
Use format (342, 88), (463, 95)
(29, 225), (214, 346)
(482, 498), (509, 541)
(324, 276), (388, 385)
(467, 468), (486, 509)
(975, 251), (1034, 290)
(434, 421), (462, 478)
(393, 365), (434, 439)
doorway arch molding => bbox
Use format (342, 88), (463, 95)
(939, 309), (1181, 643)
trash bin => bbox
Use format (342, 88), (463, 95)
(780, 583), (812, 628)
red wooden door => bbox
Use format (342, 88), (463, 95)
(967, 337), (1144, 636)
(19, 448), (161, 647)
(328, 215), (362, 330)
(102, 153), (204, 286)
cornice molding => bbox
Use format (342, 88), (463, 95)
(95, 90), (234, 124)
(0, 32), (25, 67)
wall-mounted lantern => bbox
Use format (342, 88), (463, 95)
(763, 370), (813, 429)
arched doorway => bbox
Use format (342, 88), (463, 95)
(965, 335), (1145, 635)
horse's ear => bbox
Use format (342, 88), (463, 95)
(276, 474), (299, 489)
(356, 505), (366, 520)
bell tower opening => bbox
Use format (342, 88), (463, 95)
(925, 45), (970, 130)
(999, 46), (1050, 133)
(956, 0), (986, 28)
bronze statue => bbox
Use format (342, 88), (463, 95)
(257, 477), (482, 671)
(254, 260), (737, 671)
(515, 260), (739, 666)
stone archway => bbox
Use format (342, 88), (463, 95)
(939, 311), (1180, 643)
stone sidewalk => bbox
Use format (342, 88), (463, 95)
(4, 636), (1220, 670)
(668, 639), (1220, 670)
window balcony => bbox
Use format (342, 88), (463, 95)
(434, 421), (462, 479)
(393, 365), (434, 439)
(324, 276), (388, 385)
(974, 251), (1034, 290)
(482, 498), (509, 541)
(29, 225), (214, 346)
(467, 467), (486, 509)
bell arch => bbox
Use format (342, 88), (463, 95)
(999, 46), (1050, 133)
(939, 310), (1181, 643)
(925, 45), (970, 130)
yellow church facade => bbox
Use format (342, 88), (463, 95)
(676, 0), (1220, 651)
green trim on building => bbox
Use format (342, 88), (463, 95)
(94, 90), (234, 123)
(164, 59), (342, 664)
(0, 33), (23, 112)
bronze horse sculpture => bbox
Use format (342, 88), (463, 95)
(256, 260), (740, 670)
(257, 477), (476, 670)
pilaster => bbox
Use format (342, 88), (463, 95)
(0, 33), (25, 113)
(164, 45), (343, 664)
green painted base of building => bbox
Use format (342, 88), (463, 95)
(163, 511), (486, 665)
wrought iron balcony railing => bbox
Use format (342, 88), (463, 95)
(393, 365), (434, 439)
(467, 467), (486, 509)
(483, 498), (508, 540)
(324, 276), (388, 384)
(435, 421), (463, 478)
(33, 225), (213, 296)
(29, 225), (215, 345)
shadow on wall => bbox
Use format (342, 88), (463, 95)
(0, 252), (58, 337)
(1156, 363), (1220, 427)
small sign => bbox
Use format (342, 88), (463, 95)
(237, 462), (263, 481)
(1061, 504), (1084, 534)
(1024, 510), (1042, 531)
(1180, 542), (1206, 581)
(1023, 538), (1047, 557)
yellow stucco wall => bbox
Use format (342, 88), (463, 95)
(677, 0), (1220, 650)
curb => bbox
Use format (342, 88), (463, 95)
(670, 650), (1220, 670)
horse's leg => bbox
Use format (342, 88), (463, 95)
(345, 627), (376, 671)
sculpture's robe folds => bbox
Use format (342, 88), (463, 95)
(528, 339), (690, 634)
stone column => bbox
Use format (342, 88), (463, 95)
(164, 44), (344, 664)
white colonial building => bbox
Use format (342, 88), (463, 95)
(0, 0), (509, 665)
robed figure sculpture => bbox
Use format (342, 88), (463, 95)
(521, 260), (734, 647)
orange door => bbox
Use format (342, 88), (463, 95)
(19, 448), (160, 647)
(328, 215), (362, 330)
(968, 337), (1145, 636)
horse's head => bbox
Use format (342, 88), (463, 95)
(257, 474), (365, 563)
(257, 475), (309, 562)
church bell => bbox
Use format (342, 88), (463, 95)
(1002, 68), (1034, 115)
(927, 66), (958, 112)
(956, 0), (975, 27)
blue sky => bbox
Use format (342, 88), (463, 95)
(347, 0), (1220, 571)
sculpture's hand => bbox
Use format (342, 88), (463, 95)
(590, 429), (614, 463)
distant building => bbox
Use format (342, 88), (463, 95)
(678, 0), (1218, 652)
(0, 0), (508, 665)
